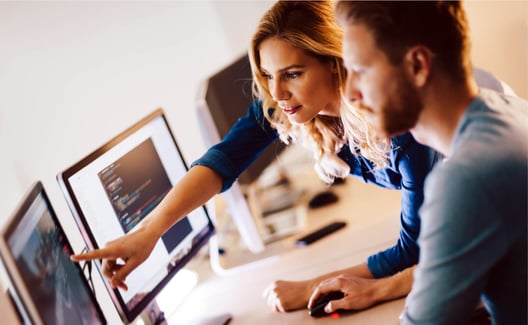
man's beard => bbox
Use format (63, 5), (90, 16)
(379, 72), (423, 137)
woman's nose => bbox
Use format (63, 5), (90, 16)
(270, 79), (290, 101)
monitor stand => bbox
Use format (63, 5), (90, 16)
(208, 185), (305, 275)
(138, 268), (232, 325)
(137, 299), (166, 325)
(135, 269), (198, 325)
(188, 313), (232, 325)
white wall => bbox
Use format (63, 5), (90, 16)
(465, 0), (527, 98)
(0, 0), (526, 323)
(0, 1), (274, 323)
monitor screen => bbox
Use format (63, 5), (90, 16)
(57, 108), (215, 323)
(0, 181), (107, 325)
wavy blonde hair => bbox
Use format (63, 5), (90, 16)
(248, 0), (389, 184)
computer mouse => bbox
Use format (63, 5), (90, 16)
(309, 291), (345, 317)
(308, 190), (338, 209)
(331, 177), (346, 186)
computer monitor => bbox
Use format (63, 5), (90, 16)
(56, 108), (215, 323)
(0, 181), (107, 325)
(196, 54), (288, 254)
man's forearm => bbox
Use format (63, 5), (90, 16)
(372, 265), (416, 304)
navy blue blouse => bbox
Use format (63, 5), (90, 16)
(192, 100), (439, 278)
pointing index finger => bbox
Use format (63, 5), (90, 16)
(70, 248), (114, 262)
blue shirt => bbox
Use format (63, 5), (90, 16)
(402, 89), (528, 324)
(192, 99), (439, 278)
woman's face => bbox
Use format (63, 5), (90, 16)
(259, 37), (340, 124)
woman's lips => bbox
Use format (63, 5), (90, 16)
(282, 105), (301, 115)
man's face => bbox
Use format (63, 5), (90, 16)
(341, 23), (423, 137)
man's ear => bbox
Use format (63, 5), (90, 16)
(404, 46), (434, 87)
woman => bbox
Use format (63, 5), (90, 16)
(72, 0), (501, 314)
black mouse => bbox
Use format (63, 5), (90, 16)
(309, 291), (345, 317)
(308, 190), (338, 209)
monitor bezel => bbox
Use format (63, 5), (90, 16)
(0, 181), (108, 325)
(56, 108), (215, 323)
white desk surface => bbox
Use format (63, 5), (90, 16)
(165, 169), (405, 325)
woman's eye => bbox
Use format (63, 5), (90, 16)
(285, 71), (301, 79)
(261, 72), (272, 80)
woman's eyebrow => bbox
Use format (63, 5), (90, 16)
(260, 64), (305, 75)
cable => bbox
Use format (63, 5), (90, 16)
(80, 247), (96, 296)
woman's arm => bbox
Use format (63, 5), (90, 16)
(366, 134), (440, 278)
(71, 165), (223, 290)
(141, 165), (223, 238)
(336, 133), (438, 278)
(263, 134), (433, 312)
(192, 100), (279, 192)
(72, 101), (279, 289)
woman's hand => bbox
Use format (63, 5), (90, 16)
(70, 225), (158, 291)
(263, 279), (318, 312)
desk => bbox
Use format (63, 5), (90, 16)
(163, 167), (405, 325)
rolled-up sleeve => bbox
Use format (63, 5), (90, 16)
(191, 100), (279, 192)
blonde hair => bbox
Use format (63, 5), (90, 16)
(249, 0), (389, 183)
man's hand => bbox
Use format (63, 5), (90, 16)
(308, 274), (380, 313)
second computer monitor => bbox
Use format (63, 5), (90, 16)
(57, 108), (215, 323)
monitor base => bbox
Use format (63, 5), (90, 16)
(135, 269), (198, 325)
(188, 312), (233, 325)
(136, 299), (166, 325)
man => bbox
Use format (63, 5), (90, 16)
(311, 1), (527, 323)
